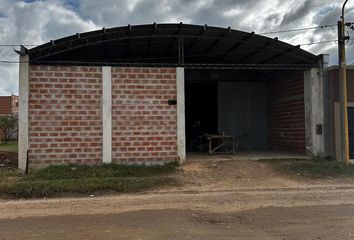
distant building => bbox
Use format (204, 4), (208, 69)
(0, 94), (19, 141)
(0, 94), (19, 115)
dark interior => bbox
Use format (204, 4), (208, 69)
(185, 69), (270, 152)
(185, 82), (218, 152)
(349, 107), (354, 159)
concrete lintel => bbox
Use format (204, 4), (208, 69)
(176, 67), (186, 164)
(102, 66), (112, 164)
(18, 55), (29, 170)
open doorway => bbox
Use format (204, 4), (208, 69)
(183, 69), (307, 159)
(184, 69), (269, 153)
(185, 82), (218, 152)
(349, 106), (354, 159)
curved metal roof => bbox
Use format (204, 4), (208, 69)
(28, 23), (318, 69)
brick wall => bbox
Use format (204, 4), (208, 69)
(0, 96), (11, 115)
(27, 66), (178, 167)
(268, 71), (306, 153)
(28, 65), (103, 166)
(111, 67), (177, 164)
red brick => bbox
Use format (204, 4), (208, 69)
(269, 71), (305, 153)
(28, 65), (103, 167)
(112, 67), (177, 163)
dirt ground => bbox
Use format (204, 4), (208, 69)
(1, 204), (354, 240)
(171, 158), (354, 191)
(2, 158), (354, 239)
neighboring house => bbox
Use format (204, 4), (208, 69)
(16, 23), (328, 169)
(0, 94), (19, 141)
(0, 94), (19, 115)
(327, 66), (354, 160)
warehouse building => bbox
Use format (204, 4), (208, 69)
(17, 23), (328, 169)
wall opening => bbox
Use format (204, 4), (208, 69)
(349, 107), (354, 159)
(185, 82), (218, 152)
(184, 69), (306, 156)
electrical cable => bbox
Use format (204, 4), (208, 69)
(0, 23), (340, 47)
(259, 24), (337, 35)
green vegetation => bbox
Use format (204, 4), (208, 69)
(27, 162), (178, 180)
(0, 114), (18, 143)
(0, 162), (178, 198)
(264, 159), (354, 178)
(0, 141), (18, 153)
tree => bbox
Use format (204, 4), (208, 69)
(0, 114), (18, 143)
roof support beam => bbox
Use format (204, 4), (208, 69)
(166, 22), (183, 56)
(126, 25), (132, 59)
(144, 23), (157, 58)
(30, 61), (315, 70)
(216, 32), (255, 61)
(184, 24), (207, 54)
(203, 27), (231, 55)
(178, 37), (184, 64)
(238, 41), (273, 63)
(259, 47), (298, 64)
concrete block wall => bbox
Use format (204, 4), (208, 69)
(268, 71), (306, 153)
(111, 67), (178, 164)
(28, 66), (103, 166)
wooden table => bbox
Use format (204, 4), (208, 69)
(205, 134), (236, 155)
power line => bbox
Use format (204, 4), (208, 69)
(0, 61), (22, 63)
(0, 44), (40, 47)
(299, 39), (338, 46)
(0, 23), (340, 47)
(259, 24), (337, 35)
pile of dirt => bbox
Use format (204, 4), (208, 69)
(174, 159), (304, 191)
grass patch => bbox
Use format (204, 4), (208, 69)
(0, 162), (179, 198)
(27, 162), (178, 181)
(0, 176), (175, 198)
(0, 165), (20, 178)
(0, 141), (18, 153)
(264, 159), (354, 178)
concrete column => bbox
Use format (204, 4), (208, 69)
(102, 66), (112, 164)
(320, 54), (330, 157)
(176, 67), (186, 164)
(18, 55), (29, 170)
(304, 65), (325, 157)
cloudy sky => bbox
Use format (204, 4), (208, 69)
(0, 0), (353, 95)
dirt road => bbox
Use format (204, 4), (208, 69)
(2, 159), (354, 239)
(1, 186), (354, 240)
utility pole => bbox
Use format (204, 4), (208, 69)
(338, 0), (350, 163)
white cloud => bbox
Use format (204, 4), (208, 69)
(223, 7), (242, 18)
(0, 0), (99, 95)
(0, 0), (353, 95)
